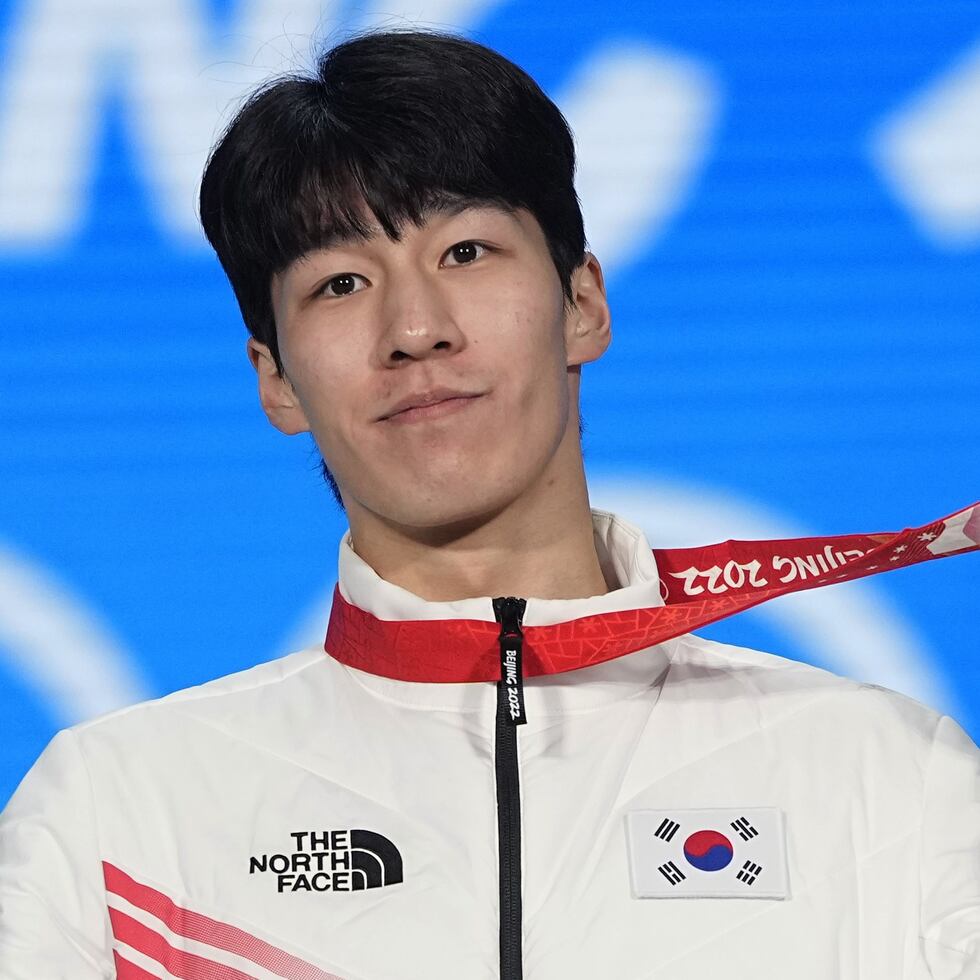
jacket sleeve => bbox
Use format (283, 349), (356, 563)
(920, 713), (980, 977)
(0, 728), (114, 979)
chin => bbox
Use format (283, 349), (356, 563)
(379, 486), (519, 536)
(393, 499), (497, 532)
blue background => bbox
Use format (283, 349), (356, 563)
(1, 0), (978, 805)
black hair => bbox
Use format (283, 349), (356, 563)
(199, 28), (587, 508)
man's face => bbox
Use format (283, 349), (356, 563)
(251, 202), (609, 531)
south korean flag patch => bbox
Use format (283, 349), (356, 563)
(625, 808), (789, 899)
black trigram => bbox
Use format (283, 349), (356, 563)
(736, 860), (762, 886)
(657, 860), (686, 885)
(654, 817), (680, 843)
(731, 816), (759, 841)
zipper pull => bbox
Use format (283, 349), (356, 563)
(493, 596), (528, 726)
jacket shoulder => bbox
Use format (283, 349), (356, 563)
(70, 645), (326, 736)
(670, 631), (946, 740)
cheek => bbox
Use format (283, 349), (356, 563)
(499, 326), (570, 444)
(284, 343), (356, 443)
(503, 284), (568, 373)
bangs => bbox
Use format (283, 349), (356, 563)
(280, 157), (519, 270)
(212, 75), (527, 294)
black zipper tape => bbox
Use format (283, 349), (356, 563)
(493, 595), (527, 980)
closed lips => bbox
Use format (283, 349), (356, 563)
(378, 390), (483, 420)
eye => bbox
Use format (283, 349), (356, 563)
(442, 241), (491, 266)
(316, 273), (367, 298)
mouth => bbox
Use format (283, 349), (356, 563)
(381, 394), (483, 424)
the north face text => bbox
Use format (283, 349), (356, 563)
(249, 829), (404, 893)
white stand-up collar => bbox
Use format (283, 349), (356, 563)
(333, 508), (675, 715)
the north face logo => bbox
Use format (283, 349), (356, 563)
(249, 829), (404, 893)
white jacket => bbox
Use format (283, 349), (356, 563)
(2, 509), (978, 979)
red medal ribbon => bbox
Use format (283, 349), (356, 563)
(323, 502), (980, 683)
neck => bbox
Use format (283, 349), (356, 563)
(344, 432), (614, 603)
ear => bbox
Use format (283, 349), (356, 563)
(563, 252), (612, 367)
(246, 339), (311, 435)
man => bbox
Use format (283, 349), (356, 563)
(1, 28), (978, 980)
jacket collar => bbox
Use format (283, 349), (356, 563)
(324, 508), (674, 714)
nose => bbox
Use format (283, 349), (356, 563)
(377, 267), (467, 365)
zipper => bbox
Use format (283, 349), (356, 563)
(493, 596), (527, 980)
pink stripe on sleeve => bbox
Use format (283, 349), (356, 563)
(109, 906), (255, 980)
(103, 862), (343, 980)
